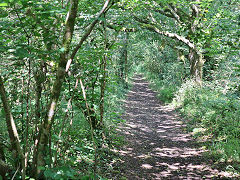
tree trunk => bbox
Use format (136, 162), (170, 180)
(124, 32), (129, 86)
(99, 16), (108, 128)
(0, 76), (25, 177)
(32, 0), (112, 176)
(188, 1), (205, 85)
(32, 0), (79, 177)
(189, 48), (204, 86)
(100, 56), (107, 128)
(118, 31), (129, 84)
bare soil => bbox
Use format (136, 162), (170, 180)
(112, 75), (234, 180)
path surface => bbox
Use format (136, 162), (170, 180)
(114, 75), (230, 180)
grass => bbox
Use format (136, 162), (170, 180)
(139, 69), (240, 175)
(140, 71), (179, 104)
(172, 80), (240, 175)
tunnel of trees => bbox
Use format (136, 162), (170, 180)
(0, 0), (239, 179)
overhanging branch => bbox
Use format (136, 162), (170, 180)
(148, 25), (195, 50)
(134, 16), (196, 50)
(70, 0), (112, 61)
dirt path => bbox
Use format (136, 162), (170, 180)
(114, 75), (230, 180)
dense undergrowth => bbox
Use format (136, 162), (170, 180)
(46, 76), (131, 180)
(1, 74), (130, 180)
(173, 80), (240, 172)
(137, 53), (240, 175)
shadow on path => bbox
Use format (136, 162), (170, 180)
(113, 75), (231, 180)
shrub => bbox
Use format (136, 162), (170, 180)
(172, 80), (240, 168)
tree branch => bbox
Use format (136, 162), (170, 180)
(70, 0), (112, 61)
(147, 24), (195, 50)
(151, 1), (191, 25)
(151, 8), (175, 19)
(134, 16), (196, 50)
(33, 0), (79, 177)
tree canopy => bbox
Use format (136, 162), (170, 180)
(0, 0), (239, 179)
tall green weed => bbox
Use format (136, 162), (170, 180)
(172, 80), (240, 172)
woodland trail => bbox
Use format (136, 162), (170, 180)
(113, 75), (230, 180)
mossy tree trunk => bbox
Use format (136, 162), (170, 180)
(189, 48), (204, 86)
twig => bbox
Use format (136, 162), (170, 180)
(11, 166), (20, 180)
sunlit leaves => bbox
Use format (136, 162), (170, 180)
(0, 2), (8, 7)
(1, 0), (239, 178)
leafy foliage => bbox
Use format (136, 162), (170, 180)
(0, 0), (239, 178)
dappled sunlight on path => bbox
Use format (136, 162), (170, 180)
(113, 75), (231, 179)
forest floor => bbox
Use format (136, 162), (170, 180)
(110, 74), (233, 180)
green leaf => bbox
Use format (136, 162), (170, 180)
(59, 47), (65, 52)
(38, 166), (45, 170)
(53, 134), (62, 140)
(44, 170), (54, 177)
(0, 3), (8, 6)
(74, 146), (82, 151)
(16, 48), (29, 58)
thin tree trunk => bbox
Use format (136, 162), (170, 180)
(54, 79), (78, 166)
(0, 76), (25, 177)
(119, 32), (128, 82)
(32, 0), (113, 177)
(124, 32), (129, 86)
(99, 16), (108, 128)
(0, 142), (5, 162)
(22, 59), (31, 180)
(33, 0), (79, 177)
(100, 55), (107, 128)
(33, 63), (44, 134)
